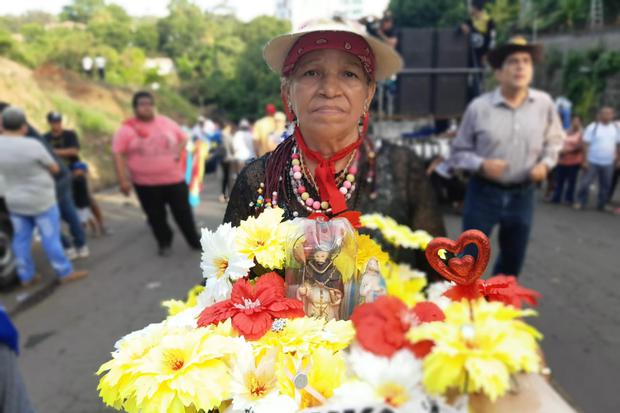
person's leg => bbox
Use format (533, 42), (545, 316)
(221, 161), (230, 198)
(88, 194), (106, 233)
(565, 165), (580, 204)
(35, 205), (73, 279)
(0, 344), (37, 413)
(576, 166), (597, 207)
(597, 164), (614, 210)
(8, 214), (36, 284)
(551, 165), (567, 203)
(58, 188), (86, 249)
(164, 182), (201, 249)
(462, 178), (501, 256)
(494, 186), (535, 276)
(133, 184), (173, 249)
(608, 167), (619, 203)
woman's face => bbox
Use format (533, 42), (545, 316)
(286, 48), (376, 141)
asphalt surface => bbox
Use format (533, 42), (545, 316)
(2, 180), (619, 413)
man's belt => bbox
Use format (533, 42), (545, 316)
(474, 175), (533, 190)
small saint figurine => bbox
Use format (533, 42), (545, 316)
(296, 245), (344, 321)
(359, 258), (386, 303)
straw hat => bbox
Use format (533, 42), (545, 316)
(487, 35), (543, 70)
(263, 18), (403, 81)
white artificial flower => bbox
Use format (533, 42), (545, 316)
(338, 347), (430, 412)
(228, 344), (298, 413)
(200, 223), (254, 302)
(164, 306), (202, 328)
(425, 280), (456, 310)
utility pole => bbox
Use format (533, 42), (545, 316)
(590, 0), (604, 30)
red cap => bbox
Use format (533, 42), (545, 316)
(265, 103), (276, 115)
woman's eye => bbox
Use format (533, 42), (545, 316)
(344, 71), (359, 78)
(303, 70), (319, 77)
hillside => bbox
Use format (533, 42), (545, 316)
(0, 57), (196, 188)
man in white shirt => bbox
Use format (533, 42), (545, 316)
(575, 106), (620, 211)
(82, 56), (93, 77)
(95, 55), (106, 80)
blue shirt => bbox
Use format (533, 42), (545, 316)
(0, 305), (18, 353)
(583, 122), (620, 166)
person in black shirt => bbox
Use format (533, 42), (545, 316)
(44, 112), (80, 166)
(44, 112), (109, 236)
(461, 0), (496, 69)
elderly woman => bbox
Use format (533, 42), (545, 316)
(225, 19), (445, 272)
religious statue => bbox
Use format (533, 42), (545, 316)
(296, 246), (344, 321)
(359, 258), (386, 303)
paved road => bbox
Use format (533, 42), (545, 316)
(4, 182), (619, 413)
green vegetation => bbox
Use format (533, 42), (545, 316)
(0, 0), (290, 121)
(390, 0), (620, 40)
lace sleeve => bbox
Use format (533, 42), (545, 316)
(223, 157), (267, 226)
(408, 151), (446, 238)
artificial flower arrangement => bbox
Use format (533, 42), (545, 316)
(97, 207), (544, 413)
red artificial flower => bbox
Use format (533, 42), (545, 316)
(443, 275), (541, 308)
(480, 275), (541, 308)
(197, 272), (305, 340)
(350, 296), (444, 358)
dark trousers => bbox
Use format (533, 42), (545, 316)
(609, 167), (620, 202)
(551, 164), (580, 204)
(576, 163), (614, 209)
(221, 161), (231, 196)
(133, 181), (200, 249)
(57, 187), (86, 249)
(462, 177), (535, 276)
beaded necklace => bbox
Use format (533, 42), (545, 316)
(290, 145), (358, 214)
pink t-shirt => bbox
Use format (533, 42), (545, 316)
(112, 115), (187, 185)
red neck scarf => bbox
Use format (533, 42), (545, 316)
(294, 128), (362, 215)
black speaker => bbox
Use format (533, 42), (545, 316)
(395, 28), (470, 119)
(397, 75), (431, 117)
(399, 28), (434, 68)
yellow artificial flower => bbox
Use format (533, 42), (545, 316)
(277, 347), (347, 409)
(97, 321), (242, 413)
(162, 285), (205, 317)
(256, 318), (355, 356)
(407, 299), (543, 402)
(237, 207), (287, 269)
(355, 233), (390, 274)
(360, 214), (432, 250)
(384, 262), (427, 307)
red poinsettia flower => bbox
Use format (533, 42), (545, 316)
(480, 275), (541, 308)
(197, 272), (305, 340)
(443, 275), (541, 309)
(350, 296), (444, 358)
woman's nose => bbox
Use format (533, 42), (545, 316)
(318, 73), (342, 98)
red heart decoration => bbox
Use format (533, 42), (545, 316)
(425, 230), (491, 285)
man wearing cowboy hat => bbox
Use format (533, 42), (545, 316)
(446, 36), (565, 276)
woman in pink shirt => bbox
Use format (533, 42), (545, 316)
(552, 115), (584, 204)
(112, 91), (201, 256)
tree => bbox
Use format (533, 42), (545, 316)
(88, 4), (132, 51)
(389, 0), (467, 28)
(60, 0), (106, 23)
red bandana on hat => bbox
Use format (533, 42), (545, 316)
(282, 31), (376, 79)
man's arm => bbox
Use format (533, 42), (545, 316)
(446, 105), (484, 172)
(538, 103), (565, 171)
(54, 130), (80, 158)
(531, 101), (565, 182)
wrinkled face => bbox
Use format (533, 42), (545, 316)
(285, 49), (376, 141)
(135, 97), (155, 120)
(600, 107), (615, 123)
(312, 250), (330, 265)
(496, 51), (533, 90)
